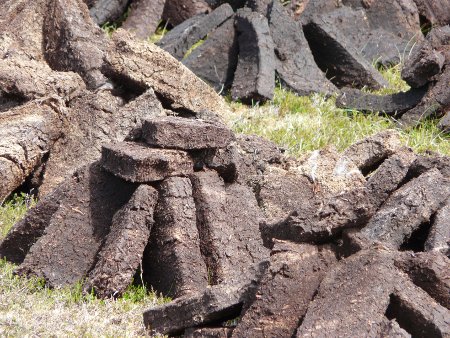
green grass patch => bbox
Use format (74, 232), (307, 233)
(0, 193), (36, 238)
(183, 39), (205, 59)
(224, 64), (449, 156)
(225, 88), (449, 156)
(148, 22), (170, 44)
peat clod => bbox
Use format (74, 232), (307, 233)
(266, 0), (336, 96)
(143, 260), (269, 336)
(101, 141), (194, 183)
(85, 184), (158, 298)
(303, 17), (388, 90)
(183, 16), (238, 93)
(230, 8), (275, 103)
(395, 251), (450, 309)
(142, 116), (234, 150)
(356, 168), (450, 250)
(232, 242), (336, 338)
(261, 188), (372, 247)
(336, 87), (428, 116)
(15, 162), (137, 287)
(342, 129), (402, 174)
(157, 4), (234, 61)
(424, 201), (450, 256)
(143, 177), (208, 298)
(44, 0), (109, 89)
(89, 0), (128, 25)
(104, 29), (230, 116)
(162, 0), (212, 27)
(365, 148), (417, 210)
(297, 249), (450, 337)
(121, 0), (166, 40)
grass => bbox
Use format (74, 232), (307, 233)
(0, 193), (36, 238)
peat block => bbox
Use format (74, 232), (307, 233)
(359, 168), (450, 250)
(366, 148), (417, 210)
(143, 116), (234, 150)
(101, 141), (194, 182)
(233, 241), (336, 338)
(183, 17), (238, 93)
(342, 129), (402, 174)
(268, 1), (336, 96)
(15, 162), (137, 287)
(121, 0), (166, 39)
(303, 14), (388, 90)
(231, 8), (275, 103)
(336, 87), (427, 116)
(158, 3), (233, 60)
(143, 261), (269, 336)
(85, 184), (158, 298)
(424, 201), (449, 256)
(143, 176), (208, 298)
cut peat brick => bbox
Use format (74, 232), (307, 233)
(85, 185), (158, 298)
(425, 201), (449, 256)
(303, 15), (388, 90)
(261, 188), (372, 246)
(400, 68), (450, 127)
(255, 167), (316, 223)
(45, 0), (108, 89)
(231, 8), (275, 103)
(143, 260), (268, 336)
(342, 129), (402, 174)
(157, 3), (234, 60)
(15, 162), (137, 287)
(297, 248), (450, 337)
(268, 1), (336, 96)
(142, 116), (234, 150)
(183, 16), (238, 93)
(89, 0), (128, 25)
(190, 170), (231, 284)
(232, 241), (336, 338)
(224, 182), (270, 283)
(100, 141), (194, 183)
(162, 0), (212, 27)
(395, 251), (450, 309)
(142, 177), (208, 298)
(401, 39), (445, 88)
(121, 0), (166, 39)
(184, 327), (233, 338)
(366, 148), (417, 210)
(0, 181), (68, 264)
(190, 170), (268, 284)
(359, 168), (450, 250)
(407, 153), (450, 179)
(336, 87), (427, 116)
(388, 280), (450, 337)
(296, 250), (400, 337)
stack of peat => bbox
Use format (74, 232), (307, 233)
(1, 124), (449, 337)
(338, 24), (450, 130)
(0, 0), (449, 337)
(154, 0), (450, 129)
(83, 0), (450, 128)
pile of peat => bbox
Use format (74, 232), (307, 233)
(0, 0), (449, 337)
(85, 0), (450, 129)
(1, 120), (450, 336)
